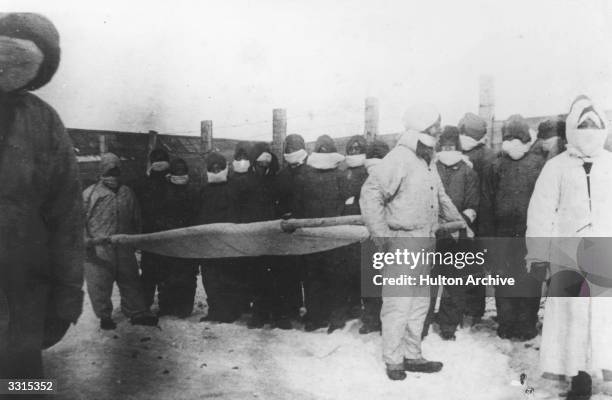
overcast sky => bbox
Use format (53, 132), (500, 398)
(12, 0), (612, 142)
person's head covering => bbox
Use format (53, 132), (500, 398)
(502, 114), (531, 143)
(366, 140), (390, 160)
(537, 119), (565, 140)
(99, 152), (121, 175)
(0, 13), (60, 91)
(233, 141), (252, 160)
(458, 112), (487, 140)
(149, 148), (170, 163)
(402, 103), (440, 133)
(284, 134), (306, 154)
(438, 126), (461, 150)
(565, 95), (609, 158)
(169, 158), (188, 175)
(345, 135), (367, 154)
(206, 152), (227, 171)
(314, 135), (337, 153)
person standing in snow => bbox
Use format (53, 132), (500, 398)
(155, 158), (199, 318)
(197, 152), (248, 322)
(480, 115), (546, 341)
(338, 135), (369, 325)
(457, 112), (496, 324)
(359, 139), (390, 335)
(526, 96), (612, 400)
(83, 153), (159, 329)
(0, 13), (84, 378)
(293, 135), (346, 332)
(429, 126), (479, 341)
(360, 104), (467, 380)
(136, 148), (172, 310)
(277, 134), (309, 218)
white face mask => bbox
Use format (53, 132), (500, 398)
(207, 167), (228, 183)
(232, 159), (250, 174)
(502, 139), (531, 160)
(567, 129), (607, 158)
(0, 36), (43, 92)
(169, 174), (189, 185)
(345, 153), (366, 168)
(283, 149), (307, 166)
(459, 135), (485, 151)
(306, 152), (345, 170)
(437, 150), (463, 166)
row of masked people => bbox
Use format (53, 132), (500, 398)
(81, 137), (389, 332)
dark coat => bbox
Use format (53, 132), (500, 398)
(479, 151), (546, 237)
(229, 171), (278, 223)
(160, 181), (198, 230)
(134, 171), (169, 233)
(0, 93), (84, 353)
(436, 160), (479, 215)
(463, 144), (497, 235)
(293, 165), (345, 219)
(339, 165), (368, 216)
(195, 182), (236, 224)
(277, 163), (308, 218)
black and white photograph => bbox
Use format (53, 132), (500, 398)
(1, 1), (612, 399)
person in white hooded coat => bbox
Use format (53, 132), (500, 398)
(526, 95), (612, 399)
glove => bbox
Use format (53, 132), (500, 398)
(529, 261), (550, 282)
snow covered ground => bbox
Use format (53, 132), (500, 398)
(44, 285), (612, 400)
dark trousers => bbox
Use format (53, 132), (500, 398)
(0, 348), (43, 378)
(141, 252), (164, 310)
(361, 297), (382, 328)
(495, 275), (541, 336)
(202, 260), (250, 323)
(251, 256), (300, 320)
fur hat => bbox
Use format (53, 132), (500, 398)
(458, 112), (487, 140)
(233, 141), (252, 160)
(206, 152), (227, 170)
(502, 114), (531, 143)
(169, 158), (188, 175)
(345, 135), (367, 154)
(99, 153), (120, 175)
(438, 125), (461, 150)
(314, 135), (337, 153)
(366, 139), (390, 160)
(0, 13), (60, 91)
(284, 134), (306, 153)
(149, 148), (169, 162)
(537, 119), (566, 141)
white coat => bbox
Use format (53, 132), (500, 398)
(526, 149), (612, 378)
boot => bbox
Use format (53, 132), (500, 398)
(327, 321), (345, 334)
(100, 318), (116, 330)
(440, 331), (456, 341)
(304, 319), (327, 332)
(274, 317), (293, 330)
(403, 358), (443, 373)
(247, 313), (267, 329)
(566, 371), (591, 400)
(386, 366), (407, 381)
(359, 322), (381, 335)
(130, 315), (159, 326)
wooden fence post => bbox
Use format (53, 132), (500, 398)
(364, 97), (379, 143)
(200, 120), (213, 154)
(478, 75), (496, 149)
(272, 109), (287, 166)
(98, 134), (107, 154)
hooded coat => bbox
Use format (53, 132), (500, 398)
(0, 14), (83, 371)
(0, 92), (84, 364)
(526, 96), (612, 378)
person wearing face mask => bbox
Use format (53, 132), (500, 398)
(337, 135), (369, 326)
(425, 126), (479, 341)
(532, 119), (566, 161)
(480, 114), (546, 341)
(457, 113), (496, 324)
(526, 96), (612, 400)
(0, 13), (84, 379)
(360, 104), (467, 380)
(136, 148), (172, 311)
(359, 140), (390, 335)
(153, 158), (199, 318)
(293, 134), (347, 332)
(277, 134), (309, 218)
(83, 153), (159, 330)
(197, 152), (247, 322)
